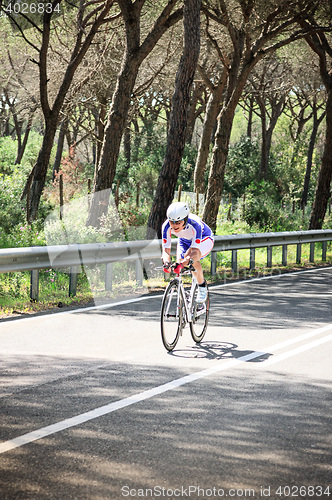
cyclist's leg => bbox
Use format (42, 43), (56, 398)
(185, 248), (204, 284)
(177, 238), (191, 264)
(181, 238), (214, 276)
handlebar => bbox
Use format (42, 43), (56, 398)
(156, 259), (195, 275)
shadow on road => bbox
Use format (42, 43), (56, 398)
(87, 268), (332, 331)
(0, 355), (331, 499)
(168, 340), (271, 362)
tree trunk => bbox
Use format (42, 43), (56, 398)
(185, 82), (204, 144)
(259, 99), (268, 180)
(202, 105), (234, 232)
(15, 109), (35, 165)
(247, 96), (254, 139)
(147, 0), (201, 239)
(301, 105), (325, 208)
(132, 118), (141, 163)
(194, 80), (225, 193)
(258, 96), (285, 180)
(123, 125), (131, 169)
(27, 118), (59, 220)
(86, 58), (140, 226)
(309, 87), (332, 228)
(52, 117), (67, 180)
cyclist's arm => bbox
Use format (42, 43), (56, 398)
(161, 221), (172, 265)
(162, 247), (171, 265)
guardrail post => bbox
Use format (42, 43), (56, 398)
(210, 251), (217, 276)
(322, 241), (327, 261)
(105, 263), (113, 291)
(296, 244), (301, 264)
(282, 245), (287, 266)
(30, 270), (39, 302)
(231, 250), (237, 272)
(310, 242), (315, 262)
(135, 255), (143, 287)
(250, 248), (255, 269)
(69, 266), (78, 296)
(267, 246), (272, 268)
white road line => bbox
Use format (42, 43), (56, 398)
(1, 323), (332, 455)
(0, 294), (161, 323)
(260, 331), (332, 367)
(0, 349), (265, 454)
(256, 323), (332, 352)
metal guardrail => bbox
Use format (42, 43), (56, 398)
(0, 229), (331, 301)
(210, 229), (332, 273)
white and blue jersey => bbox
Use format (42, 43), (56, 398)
(162, 213), (214, 260)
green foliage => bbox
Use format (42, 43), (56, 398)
(224, 137), (261, 197)
(110, 195), (150, 240)
(0, 136), (17, 174)
(44, 192), (151, 245)
(216, 203), (254, 235)
(4, 222), (46, 248)
(125, 157), (160, 200)
(44, 197), (105, 245)
(0, 166), (27, 233)
(0, 132), (53, 247)
(240, 180), (310, 231)
(272, 128), (314, 199)
(0, 272), (29, 299)
(115, 127), (197, 202)
(177, 144), (198, 191)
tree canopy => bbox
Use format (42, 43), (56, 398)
(0, 0), (332, 240)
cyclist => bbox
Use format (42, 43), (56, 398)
(161, 201), (214, 302)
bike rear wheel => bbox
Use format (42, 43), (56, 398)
(161, 280), (183, 351)
(190, 284), (209, 343)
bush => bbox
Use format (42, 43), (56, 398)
(242, 180), (309, 231)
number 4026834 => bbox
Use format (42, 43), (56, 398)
(4, 2), (60, 14)
(275, 485), (331, 497)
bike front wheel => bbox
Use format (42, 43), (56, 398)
(190, 285), (209, 343)
(161, 280), (183, 351)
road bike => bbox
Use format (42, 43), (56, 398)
(159, 261), (210, 351)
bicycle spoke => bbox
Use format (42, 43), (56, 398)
(161, 280), (182, 351)
(190, 285), (209, 343)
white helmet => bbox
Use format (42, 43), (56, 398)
(167, 202), (190, 222)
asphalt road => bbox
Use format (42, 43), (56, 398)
(0, 267), (331, 500)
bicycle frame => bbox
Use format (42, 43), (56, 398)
(172, 273), (197, 328)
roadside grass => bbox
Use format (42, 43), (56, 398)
(0, 271), (94, 318)
(0, 242), (331, 319)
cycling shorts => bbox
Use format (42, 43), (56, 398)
(177, 235), (214, 261)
